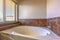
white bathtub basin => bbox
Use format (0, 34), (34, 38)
(12, 26), (50, 36)
(1, 26), (51, 40)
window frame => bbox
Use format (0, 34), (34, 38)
(5, 0), (17, 22)
(0, 0), (4, 22)
(0, 0), (17, 23)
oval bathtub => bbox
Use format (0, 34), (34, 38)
(1, 26), (51, 40)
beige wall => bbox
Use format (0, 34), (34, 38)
(19, 0), (47, 19)
(15, 0), (60, 19)
(47, 0), (60, 18)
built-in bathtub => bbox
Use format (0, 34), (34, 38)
(1, 26), (50, 40)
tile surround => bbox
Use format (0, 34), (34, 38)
(0, 17), (60, 37)
(0, 22), (20, 31)
(19, 19), (47, 27)
(47, 17), (60, 37)
(0, 19), (47, 31)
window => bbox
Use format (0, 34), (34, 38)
(6, 0), (16, 21)
(0, 0), (17, 22)
(0, 0), (3, 22)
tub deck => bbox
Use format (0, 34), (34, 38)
(1, 26), (60, 40)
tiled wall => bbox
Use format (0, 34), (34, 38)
(0, 22), (20, 31)
(0, 19), (47, 31)
(19, 19), (47, 27)
(47, 17), (60, 36)
(0, 17), (60, 37)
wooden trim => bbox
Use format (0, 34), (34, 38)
(17, 5), (19, 21)
(3, 0), (6, 22)
(14, 4), (16, 21)
(16, 5), (18, 21)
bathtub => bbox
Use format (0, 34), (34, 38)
(1, 26), (50, 40)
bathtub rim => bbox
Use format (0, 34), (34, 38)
(1, 26), (51, 39)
